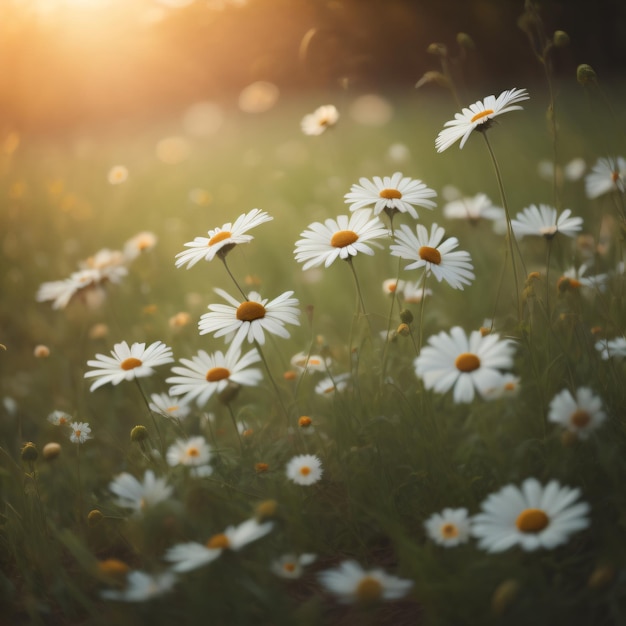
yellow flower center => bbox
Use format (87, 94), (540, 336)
(121, 357), (143, 371)
(379, 188), (402, 200)
(309, 357), (321, 366)
(356, 576), (383, 602)
(74, 429), (81, 438)
(419, 245), (442, 265)
(166, 405), (179, 413)
(283, 562), (296, 573)
(470, 108), (494, 123)
(330, 230), (359, 248)
(299, 466), (311, 476)
(206, 367), (230, 382)
(298, 416), (312, 428)
(516, 508), (549, 533)
(611, 171), (620, 183)
(187, 446), (200, 457)
(58, 417), (67, 425)
(208, 231), (232, 246)
(504, 382), (516, 391)
(206, 533), (230, 549)
(440, 523), (459, 539)
(571, 409), (591, 428)
(455, 353), (481, 372)
(236, 301), (266, 322)
(98, 558), (130, 578)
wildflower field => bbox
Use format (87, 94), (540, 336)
(2, 8), (626, 626)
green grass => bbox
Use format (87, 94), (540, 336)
(1, 80), (626, 626)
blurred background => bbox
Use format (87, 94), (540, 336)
(1, 0), (625, 134)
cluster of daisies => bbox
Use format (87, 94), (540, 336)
(33, 86), (626, 609)
(37, 231), (157, 310)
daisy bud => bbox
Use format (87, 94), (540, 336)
(20, 442), (38, 463)
(255, 499), (278, 521)
(255, 462), (269, 473)
(88, 323), (109, 339)
(298, 416), (312, 428)
(553, 30), (570, 47)
(33, 344), (50, 358)
(577, 64), (597, 85)
(456, 32), (475, 50)
(42, 442), (61, 461)
(87, 509), (104, 526)
(427, 43), (447, 57)
(399, 309), (414, 325)
(130, 425), (149, 442)
(479, 326), (491, 337)
(587, 564), (615, 589)
(397, 323), (410, 337)
(168, 312), (192, 329)
(415, 71), (450, 90)
(491, 579), (519, 616)
(283, 370), (298, 381)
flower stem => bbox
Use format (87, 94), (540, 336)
(220, 256), (249, 301)
(134, 379), (165, 459)
(255, 340), (291, 426)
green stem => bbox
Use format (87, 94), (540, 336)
(220, 255), (249, 301)
(134, 379), (165, 458)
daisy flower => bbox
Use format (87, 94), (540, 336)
(166, 436), (212, 468)
(585, 156), (626, 199)
(84, 341), (174, 392)
(382, 278), (406, 295)
(198, 289), (300, 351)
(109, 470), (173, 515)
(548, 387), (606, 439)
(164, 518), (274, 573)
(101, 570), (176, 602)
(294, 210), (389, 270)
(315, 373), (350, 396)
(301, 104), (339, 136)
(390, 223), (475, 290)
(69, 421), (92, 444)
(318, 560), (413, 604)
(47, 410), (71, 426)
(595, 336), (626, 360)
(435, 87), (529, 152)
(290, 351), (332, 372)
(123, 231), (157, 262)
(402, 281), (432, 304)
(167, 345), (262, 407)
(286, 454), (323, 486)
(174, 209), (273, 269)
(107, 165), (129, 186)
(36, 278), (81, 310)
(511, 204), (583, 239)
(271, 553), (317, 579)
(472, 478), (590, 552)
(424, 508), (471, 547)
(443, 193), (505, 223)
(415, 326), (516, 403)
(149, 392), (191, 421)
(481, 373), (521, 401)
(558, 264), (608, 294)
(344, 172), (437, 220)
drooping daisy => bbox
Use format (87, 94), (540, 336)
(415, 326), (516, 403)
(166, 436), (212, 468)
(101, 570), (176, 602)
(382, 278), (406, 295)
(300, 104), (339, 136)
(286, 454), (323, 486)
(198, 289), (300, 351)
(47, 410), (71, 426)
(511, 204), (583, 239)
(84, 341), (174, 392)
(166, 345), (262, 407)
(294, 210), (388, 270)
(548, 387), (606, 439)
(481, 374), (521, 401)
(271, 553), (317, 579)
(69, 421), (92, 444)
(318, 560), (413, 604)
(164, 518), (274, 573)
(471, 478), (590, 552)
(109, 469), (174, 515)
(344, 172), (437, 220)
(390, 223), (475, 290)
(443, 193), (505, 223)
(558, 264), (608, 295)
(585, 156), (626, 199)
(595, 336), (626, 360)
(424, 508), (471, 547)
(174, 209), (273, 269)
(149, 392), (191, 421)
(435, 87), (529, 152)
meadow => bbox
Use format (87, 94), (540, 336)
(1, 56), (626, 625)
